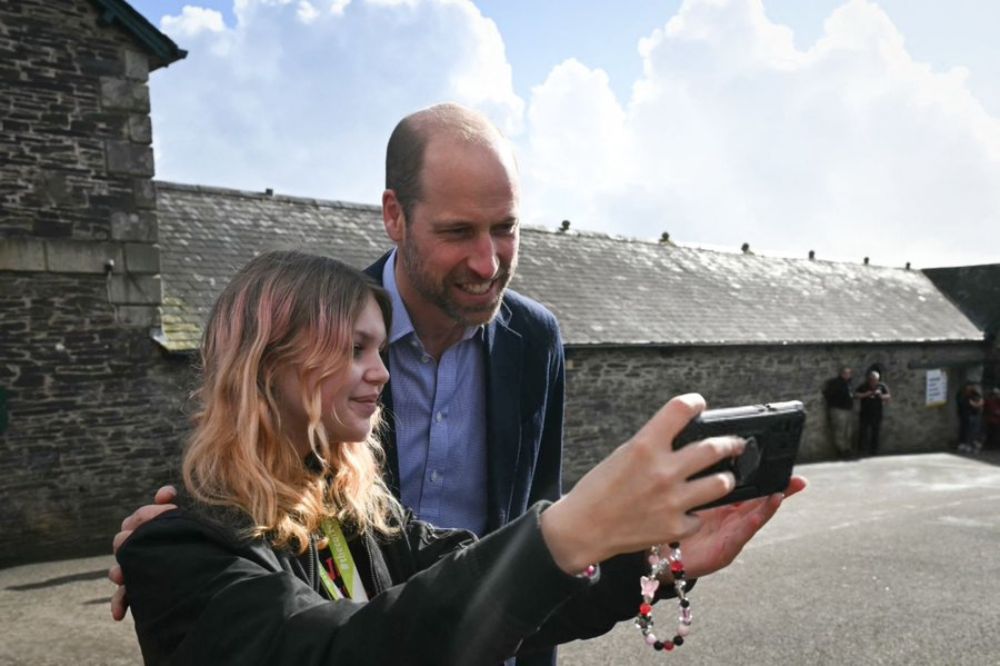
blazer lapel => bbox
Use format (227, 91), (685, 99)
(378, 376), (401, 499)
(483, 302), (523, 532)
(365, 253), (402, 499)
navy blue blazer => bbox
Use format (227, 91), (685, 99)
(365, 253), (565, 534)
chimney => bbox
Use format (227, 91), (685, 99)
(741, 242), (751, 254)
(659, 231), (671, 244)
(559, 219), (570, 232)
(863, 256), (870, 265)
(808, 250), (815, 260)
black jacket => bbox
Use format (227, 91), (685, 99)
(118, 501), (664, 665)
(822, 376), (853, 411)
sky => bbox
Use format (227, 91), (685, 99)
(129, 0), (1000, 269)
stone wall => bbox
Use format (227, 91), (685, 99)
(561, 342), (984, 484)
(0, 0), (158, 244)
(0, 0), (167, 566)
(0, 273), (192, 565)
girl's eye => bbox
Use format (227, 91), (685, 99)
(353, 345), (364, 358)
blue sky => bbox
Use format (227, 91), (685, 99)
(129, 0), (1000, 268)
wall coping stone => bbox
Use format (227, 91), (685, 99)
(44, 239), (124, 274)
(0, 239), (47, 272)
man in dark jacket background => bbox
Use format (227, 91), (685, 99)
(855, 370), (891, 456)
(822, 366), (854, 459)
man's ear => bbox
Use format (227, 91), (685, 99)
(382, 190), (405, 243)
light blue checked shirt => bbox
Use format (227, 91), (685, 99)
(382, 251), (489, 536)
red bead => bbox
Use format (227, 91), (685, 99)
(664, 642), (675, 651)
(639, 602), (653, 616)
(670, 560), (684, 574)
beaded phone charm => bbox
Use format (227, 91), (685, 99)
(635, 541), (691, 653)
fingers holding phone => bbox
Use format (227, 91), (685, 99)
(541, 395), (759, 570)
(671, 435), (745, 503)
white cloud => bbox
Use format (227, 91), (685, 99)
(151, 0), (522, 202)
(160, 6), (227, 38)
(517, 0), (1000, 268)
(296, 1), (320, 23)
(330, 0), (351, 15)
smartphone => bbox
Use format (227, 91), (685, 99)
(673, 400), (805, 510)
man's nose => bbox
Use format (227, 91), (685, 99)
(467, 235), (499, 279)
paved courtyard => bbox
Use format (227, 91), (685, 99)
(1, 451), (998, 665)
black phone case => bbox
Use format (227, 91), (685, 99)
(673, 401), (806, 509)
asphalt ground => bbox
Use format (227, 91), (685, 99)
(1, 451), (998, 665)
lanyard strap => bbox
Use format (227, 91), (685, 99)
(317, 518), (368, 602)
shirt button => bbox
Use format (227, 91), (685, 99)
(430, 470), (441, 483)
(435, 411), (443, 422)
(421, 355), (431, 364)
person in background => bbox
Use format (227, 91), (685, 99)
(114, 250), (806, 665)
(822, 366), (855, 459)
(956, 381), (985, 454)
(983, 387), (1000, 451)
(855, 370), (890, 456)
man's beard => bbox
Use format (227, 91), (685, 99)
(401, 240), (514, 327)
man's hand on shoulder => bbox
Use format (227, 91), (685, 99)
(108, 485), (178, 621)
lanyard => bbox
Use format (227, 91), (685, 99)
(317, 518), (368, 602)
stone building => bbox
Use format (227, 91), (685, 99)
(0, 0), (989, 565)
(0, 0), (185, 565)
(149, 184), (985, 485)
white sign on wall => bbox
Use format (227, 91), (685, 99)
(925, 369), (947, 407)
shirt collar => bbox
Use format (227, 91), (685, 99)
(382, 250), (416, 345)
(381, 249), (482, 347)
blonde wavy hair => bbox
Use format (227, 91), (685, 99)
(183, 250), (401, 552)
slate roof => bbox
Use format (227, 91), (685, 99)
(155, 181), (984, 352)
(923, 264), (1000, 337)
(156, 183), (389, 351)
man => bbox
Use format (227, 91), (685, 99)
(855, 370), (891, 456)
(956, 381), (984, 453)
(345, 104), (566, 666)
(364, 103), (564, 541)
(822, 366), (854, 459)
